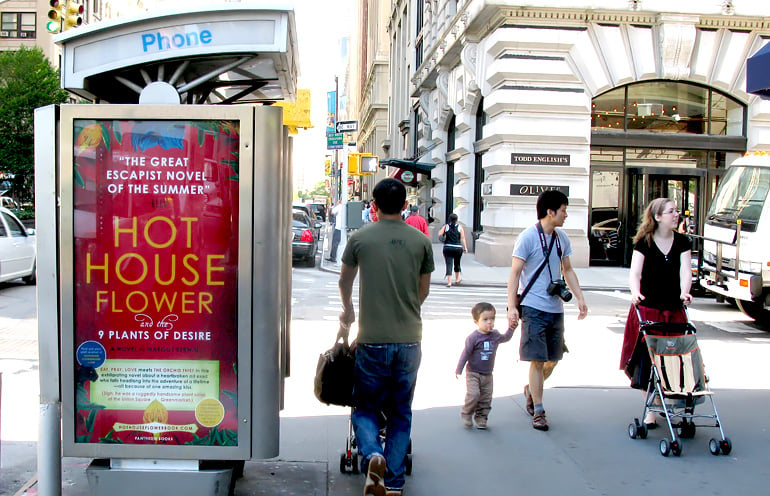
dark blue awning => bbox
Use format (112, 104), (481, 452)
(747, 41), (770, 98)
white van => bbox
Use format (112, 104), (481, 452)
(700, 152), (770, 323)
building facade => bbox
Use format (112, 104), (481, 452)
(354, 0), (390, 200)
(384, 0), (770, 267)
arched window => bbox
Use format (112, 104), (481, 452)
(591, 80), (744, 136)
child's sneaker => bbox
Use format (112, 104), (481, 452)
(461, 415), (473, 428)
(475, 418), (487, 429)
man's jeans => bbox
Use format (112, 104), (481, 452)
(329, 228), (341, 260)
(352, 342), (421, 490)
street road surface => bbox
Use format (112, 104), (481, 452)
(2, 268), (770, 495)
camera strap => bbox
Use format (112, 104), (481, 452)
(519, 223), (558, 305)
(536, 221), (562, 283)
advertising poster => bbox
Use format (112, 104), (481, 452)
(71, 119), (240, 446)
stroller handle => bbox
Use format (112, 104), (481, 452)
(634, 303), (691, 327)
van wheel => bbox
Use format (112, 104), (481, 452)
(736, 299), (770, 328)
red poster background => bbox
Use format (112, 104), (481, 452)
(72, 119), (240, 446)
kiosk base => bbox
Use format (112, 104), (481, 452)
(86, 459), (233, 496)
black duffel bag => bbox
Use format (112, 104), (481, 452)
(314, 327), (355, 406)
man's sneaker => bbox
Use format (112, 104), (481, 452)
(532, 411), (549, 431)
(461, 415), (473, 428)
(363, 455), (387, 496)
(475, 418), (487, 429)
(524, 385), (534, 416)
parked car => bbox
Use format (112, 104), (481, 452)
(306, 202), (327, 222)
(0, 206), (36, 284)
(293, 205), (321, 240)
(292, 210), (320, 267)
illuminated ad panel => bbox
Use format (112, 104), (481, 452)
(72, 119), (240, 446)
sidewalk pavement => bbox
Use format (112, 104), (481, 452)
(320, 224), (629, 291)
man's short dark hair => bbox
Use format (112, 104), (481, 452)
(372, 178), (407, 215)
(471, 302), (496, 321)
(536, 190), (569, 219)
(410, 205), (419, 213)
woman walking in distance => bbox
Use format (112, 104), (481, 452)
(438, 213), (468, 287)
(620, 197), (693, 429)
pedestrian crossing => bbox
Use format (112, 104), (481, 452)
(292, 277), (581, 323)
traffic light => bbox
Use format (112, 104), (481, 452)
(360, 155), (379, 174)
(347, 153), (378, 176)
(62, 0), (83, 31)
(46, 0), (64, 33)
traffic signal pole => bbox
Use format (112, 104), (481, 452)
(336, 76), (348, 246)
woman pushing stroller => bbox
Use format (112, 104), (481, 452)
(620, 198), (693, 428)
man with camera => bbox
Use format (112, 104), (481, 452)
(507, 190), (588, 431)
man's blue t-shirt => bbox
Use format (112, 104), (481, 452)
(512, 223), (573, 314)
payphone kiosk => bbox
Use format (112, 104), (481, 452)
(34, 6), (298, 496)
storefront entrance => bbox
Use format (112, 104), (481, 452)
(588, 145), (735, 267)
(625, 168), (704, 260)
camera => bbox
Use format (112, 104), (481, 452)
(547, 280), (572, 302)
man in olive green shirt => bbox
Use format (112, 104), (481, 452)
(339, 178), (433, 496)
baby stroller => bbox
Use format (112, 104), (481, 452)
(627, 306), (732, 457)
(339, 411), (413, 475)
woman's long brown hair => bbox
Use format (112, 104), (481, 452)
(632, 197), (673, 246)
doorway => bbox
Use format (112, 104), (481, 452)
(626, 168), (704, 262)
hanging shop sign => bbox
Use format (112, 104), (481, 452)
(510, 184), (569, 196)
(390, 168), (417, 187)
(511, 153), (570, 166)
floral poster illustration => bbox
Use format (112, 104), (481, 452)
(72, 119), (240, 446)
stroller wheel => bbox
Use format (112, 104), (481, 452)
(670, 440), (682, 457)
(709, 438), (721, 456)
(339, 453), (348, 473)
(659, 439), (671, 457)
(405, 454), (413, 475)
(628, 422), (638, 439)
(638, 423), (648, 439)
(352, 453), (360, 474)
(720, 437), (733, 455)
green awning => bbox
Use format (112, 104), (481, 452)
(380, 159), (436, 175)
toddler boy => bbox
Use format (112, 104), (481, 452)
(456, 302), (514, 429)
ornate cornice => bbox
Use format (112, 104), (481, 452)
(412, 5), (770, 91)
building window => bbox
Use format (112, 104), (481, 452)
(416, 0), (423, 31)
(445, 115), (456, 221)
(1, 12), (35, 39)
(416, 39), (423, 68)
(591, 80), (744, 136)
(473, 98), (486, 233)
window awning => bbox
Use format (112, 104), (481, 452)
(380, 158), (436, 175)
(747, 42), (770, 98)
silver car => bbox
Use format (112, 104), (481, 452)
(0, 207), (36, 284)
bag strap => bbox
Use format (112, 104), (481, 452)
(518, 231), (557, 304)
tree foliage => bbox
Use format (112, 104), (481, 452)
(296, 180), (329, 201)
(0, 46), (69, 202)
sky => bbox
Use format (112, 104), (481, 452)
(289, 0), (357, 193)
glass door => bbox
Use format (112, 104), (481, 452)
(625, 168), (704, 264)
(648, 175), (700, 234)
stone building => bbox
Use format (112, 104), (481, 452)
(371, 0), (770, 267)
